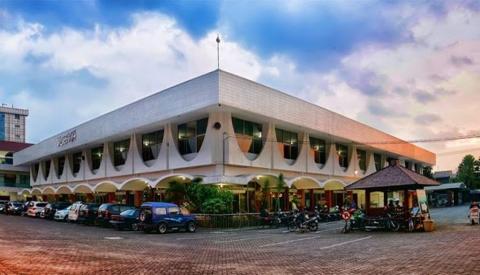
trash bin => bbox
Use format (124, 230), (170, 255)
(423, 219), (435, 232)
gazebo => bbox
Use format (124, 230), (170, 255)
(346, 160), (439, 218)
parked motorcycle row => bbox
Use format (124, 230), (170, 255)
(0, 200), (197, 234)
(261, 207), (342, 233)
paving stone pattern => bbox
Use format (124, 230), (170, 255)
(0, 206), (479, 274)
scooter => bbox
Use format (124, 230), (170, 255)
(468, 206), (479, 225)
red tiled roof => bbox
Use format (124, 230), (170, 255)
(346, 163), (439, 190)
(0, 141), (33, 152)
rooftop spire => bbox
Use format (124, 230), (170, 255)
(216, 34), (220, 70)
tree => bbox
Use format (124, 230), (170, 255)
(455, 155), (480, 189)
(423, 166), (433, 179)
(261, 180), (271, 211)
(165, 177), (234, 214)
(275, 174), (285, 212)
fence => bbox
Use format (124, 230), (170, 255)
(194, 213), (265, 228)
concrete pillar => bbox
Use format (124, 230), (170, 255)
(134, 191), (143, 207)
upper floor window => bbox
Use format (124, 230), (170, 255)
(336, 144), (349, 169)
(404, 161), (412, 169)
(43, 160), (51, 180)
(310, 137), (326, 166)
(414, 163), (422, 174)
(72, 152), (82, 175)
(57, 156), (65, 177)
(232, 117), (263, 155)
(276, 128), (298, 160)
(374, 153), (382, 171)
(32, 163), (39, 181)
(142, 130), (164, 162)
(91, 146), (103, 170)
(357, 149), (367, 171)
(14, 114), (20, 119)
(177, 118), (208, 155)
(113, 139), (130, 166)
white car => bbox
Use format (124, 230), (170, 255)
(54, 205), (72, 221)
(68, 202), (84, 222)
(26, 202), (48, 217)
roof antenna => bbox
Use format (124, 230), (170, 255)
(216, 34), (221, 70)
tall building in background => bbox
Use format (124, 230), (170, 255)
(0, 105), (29, 143)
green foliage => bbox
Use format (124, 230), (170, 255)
(422, 166), (433, 179)
(455, 155), (480, 189)
(275, 174), (285, 212)
(165, 177), (234, 214)
(202, 189), (234, 214)
(165, 181), (187, 205)
(261, 180), (270, 210)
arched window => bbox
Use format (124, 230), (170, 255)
(374, 153), (382, 171)
(232, 117), (263, 155)
(276, 128), (298, 160)
(357, 149), (367, 171)
(309, 137), (326, 166)
(142, 130), (164, 162)
(113, 139), (130, 166)
(90, 146), (103, 170)
(57, 156), (65, 177)
(336, 144), (349, 169)
(43, 160), (51, 180)
(177, 118), (208, 155)
(72, 152), (82, 175)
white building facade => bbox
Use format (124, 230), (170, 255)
(14, 70), (435, 211)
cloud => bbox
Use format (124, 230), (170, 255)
(413, 90), (437, 104)
(0, 12), (273, 142)
(450, 55), (474, 67)
(414, 114), (442, 125)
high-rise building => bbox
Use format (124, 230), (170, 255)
(0, 105), (29, 143)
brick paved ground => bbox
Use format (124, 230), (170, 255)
(0, 206), (479, 275)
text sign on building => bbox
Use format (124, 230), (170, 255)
(57, 130), (77, 147)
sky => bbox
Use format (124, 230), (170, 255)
(0, 0), (479, 172)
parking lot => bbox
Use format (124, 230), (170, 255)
(0, 206), (479, 274)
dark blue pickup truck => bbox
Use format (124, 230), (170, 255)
(137, 202), (196, 234)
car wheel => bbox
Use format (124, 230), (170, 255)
(157, 223), (168, 234)
(186, 221), (196, 233)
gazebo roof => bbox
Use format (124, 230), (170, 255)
(346, 161), (439, 190)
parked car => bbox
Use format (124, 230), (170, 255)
(97, 203), (135, 226)
(110, 209), (140, 230)
(6, 201), (24, 215)
(68, 202), (85, 222)
(27, 202), (48, 217)
(137, 202), (196, 234)
(54, 205), (72, 221)
(0, 200), (8, 213)
(41, 202), (71, 219)
(78, 203), (100, 225)
(21, 201), (31, 216)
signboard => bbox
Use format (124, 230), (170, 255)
(416, 189), (428, 213)
(57, 130), (77, 147)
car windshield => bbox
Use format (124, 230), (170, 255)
(36, 203), (47, 207)
(168, 207), (180, 215)
(13, 203), (22, 207)
(99, 204), (111, 211)
(121, 209), (136, 216)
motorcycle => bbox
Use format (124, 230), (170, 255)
(363, 212), (400, 232)
(341, 208), (365, 233)
(468, 205), (479, 225)
(288, 210), (318, 232)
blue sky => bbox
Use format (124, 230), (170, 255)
(0, 0), (479, 170)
